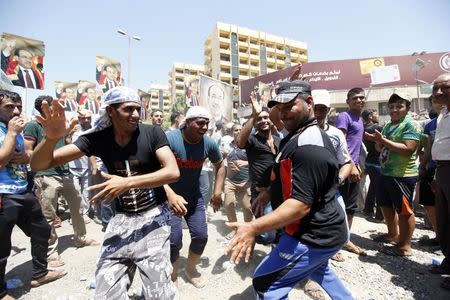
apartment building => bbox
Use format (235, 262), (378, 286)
(148, 83), (171, 113)
(204, 22), (308, 86)
(168, 63), (204, 103)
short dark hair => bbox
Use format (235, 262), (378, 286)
(151, 109), (163, 117)
(347, 87), (364, 100)
(170, 111), (181, 124)
(34, 95), (53, 115)
(362, 109), (376, 122)
(388, 94), (411, 109)
(0, 89), (21, 105)
(0, 89), (10, 105)
(428, 95), (434, 105)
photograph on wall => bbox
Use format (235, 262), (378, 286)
(1, 32), (45, 89)
(199, 75), (233, 125)
(54, 81), (78, 113)
(95, 55), (122, 92)
(78, 80), (100, 114)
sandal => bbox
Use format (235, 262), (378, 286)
(31, 270), (67, 288)
(379, 245), (412, 257)
(304, 280), (325, 300)
(330, 252), (345, 262)
(342, 242), (367, 256)
(48, 256), (65, 268)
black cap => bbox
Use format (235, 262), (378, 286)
(267, 80), (312, 108)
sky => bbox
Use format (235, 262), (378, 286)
(1, 0), (449, 97)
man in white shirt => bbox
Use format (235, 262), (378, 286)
(430, 73), (450, 290)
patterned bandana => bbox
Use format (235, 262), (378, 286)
(82, 86), (141, 135)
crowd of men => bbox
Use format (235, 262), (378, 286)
(0, 72), (449, 299)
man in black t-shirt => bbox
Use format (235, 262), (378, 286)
(29, 87), (180, 299)
(236, 92), (280, 244)
(226, 81), (352, 299)
(362, 109), (383, 220)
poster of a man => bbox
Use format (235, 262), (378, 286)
(185, 75), (200, 106)
(95, 55), (121, 92)
(199, 75), (233, 125)
(1, 32), (45, 90)
(78, 80), (99, 114)
(54, 81), (78, 113)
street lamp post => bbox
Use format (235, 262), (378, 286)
(117, 29), (141, 86)
(411, 51), (430, 112)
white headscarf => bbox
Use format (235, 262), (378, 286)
(82, 86), (141, 135)
(179, 106), (211, 129)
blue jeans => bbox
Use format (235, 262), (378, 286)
(253, 234), (353, 300)
(169, 195), (208, 262)
(250, 185), (276, 245)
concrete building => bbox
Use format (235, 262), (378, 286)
(148, 83), (171, 113)
(204, 22), (308, 86)
(168, 63), (204, 103)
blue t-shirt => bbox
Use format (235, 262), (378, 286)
(0, 122), (28, 194)
(424, 117), (438, 171)
(166, 129), (222, 199)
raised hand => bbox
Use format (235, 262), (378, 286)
(7, 116), (25, 134)
(35, 100), (78, 140)
(250, 91), (262, 117)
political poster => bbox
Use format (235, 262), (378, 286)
(199, 75), (233, 125)
(1, 32), (45, 90)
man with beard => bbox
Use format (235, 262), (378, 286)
(29, 86), (180, 299)
(226, 81), (352, 299)
(0, 90), (66, 300)
(236, 91), (280, 245)
(429, 73), (450, 290)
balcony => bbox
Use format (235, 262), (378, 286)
(220, 60), (231, 67)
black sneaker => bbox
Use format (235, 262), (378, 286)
(419, 238), (440, 247)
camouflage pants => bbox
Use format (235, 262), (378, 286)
(95, 203), (178, 299)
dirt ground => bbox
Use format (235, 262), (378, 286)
(4, 205), (450, 299)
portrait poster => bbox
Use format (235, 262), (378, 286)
(95, 55), (122, 92)
(184, 74), (200, 107)
(54, 81), (78, 118)
(1, 32), (45, 90)
(138, 89), (152, 121)
(199, 75), (233, 125)
(77, 80), (100, 114)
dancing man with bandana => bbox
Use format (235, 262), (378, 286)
(29, 87), (180, 299)
(165, 106), (226, 288)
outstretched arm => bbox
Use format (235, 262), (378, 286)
(89, 145), (180, 205)
(30, 99), (81, 171)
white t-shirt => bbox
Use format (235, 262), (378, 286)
(324, 124), (352, 165)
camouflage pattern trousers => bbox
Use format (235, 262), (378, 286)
(94, 203), (178, 299)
